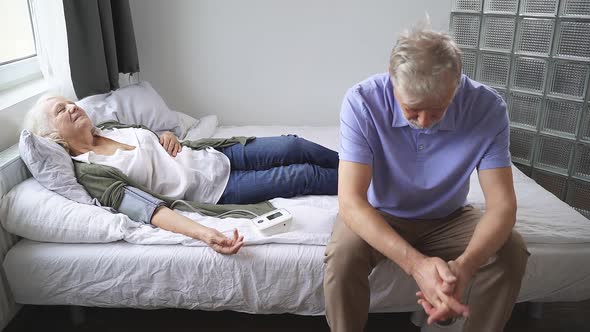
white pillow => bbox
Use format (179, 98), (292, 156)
(18, 130), (95, 205)
(174, 110), (200, 139)
(0, 178), (125, 243)
(76, 81), (199, 139)
(183, 115), (218, 141)
(74, 92), (114, 125)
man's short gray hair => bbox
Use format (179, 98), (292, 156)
(389, 24), (463, 106)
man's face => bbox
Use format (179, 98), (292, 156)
(395, 85), (456, 130)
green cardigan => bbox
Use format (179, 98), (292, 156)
(73, 122), (275, 218)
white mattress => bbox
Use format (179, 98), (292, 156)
(3, 125), (590, 315)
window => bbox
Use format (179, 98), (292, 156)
(451, 0), (590, 218)
(0, 0), (42, 90)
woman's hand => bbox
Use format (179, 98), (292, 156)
(159, 131), (182, 157)
(202, 228), (245, 255)
(151, 207), (244, 255)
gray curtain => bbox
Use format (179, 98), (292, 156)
(63, 0), (140, 99)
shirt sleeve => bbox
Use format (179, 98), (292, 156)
(118, 186), (167, 224)
(477, 98), (512, 171)
(339, 89), (374, 165)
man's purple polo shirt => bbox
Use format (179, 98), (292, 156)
(339, 73), (511, 219)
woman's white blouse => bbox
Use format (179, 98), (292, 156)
(72, 128), (231, 204)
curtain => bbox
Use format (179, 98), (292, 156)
(62, 0), (140, 99)
(29, 0), (77, 100)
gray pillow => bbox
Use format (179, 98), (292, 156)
(76, 81), (199, 139)
(18, 130), (96, 205)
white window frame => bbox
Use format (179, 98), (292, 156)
(0, 0), (42, 92)
(0, 56), (42, 91)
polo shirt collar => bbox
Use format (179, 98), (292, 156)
(437, 101), (456, 131)
(388, 76), (457, 132)
(387, 77), (410, 128)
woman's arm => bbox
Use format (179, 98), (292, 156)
(118, 186), (244, 255)
(75, 162), (244, 254)
(151, 206), (244, 255)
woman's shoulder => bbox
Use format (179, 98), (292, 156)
(105, 126), (152, 136)
(97, 122), (156, 135)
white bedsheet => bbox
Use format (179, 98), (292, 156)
(3, 125), (590, 314)
(126, 124), (590, 247)
(214, 125), (590, 245)
(124, 196), (337, 247)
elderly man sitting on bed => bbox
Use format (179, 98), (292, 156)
(24, 98), (338, 255)
(323, 24), (530, 332)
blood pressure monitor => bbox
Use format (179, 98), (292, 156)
(250, 208), (292, 236)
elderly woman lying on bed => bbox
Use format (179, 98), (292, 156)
(24, 95), (338, 255)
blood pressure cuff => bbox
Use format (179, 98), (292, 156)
(118, 186), (167, 224)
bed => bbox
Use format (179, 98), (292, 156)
(1, 124), (590, 329)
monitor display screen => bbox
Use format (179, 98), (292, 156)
(267, 211), (283, 220)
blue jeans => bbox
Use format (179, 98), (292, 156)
(217, 135), (339, 204)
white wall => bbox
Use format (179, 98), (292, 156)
(0, 95), (39, 151)
(130, 0), (452, 126)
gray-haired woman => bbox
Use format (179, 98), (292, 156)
(24, 95), (338, 255)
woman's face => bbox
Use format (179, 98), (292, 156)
(42, 97), (93, 139)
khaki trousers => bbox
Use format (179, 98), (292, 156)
(323, 206), (530, 332)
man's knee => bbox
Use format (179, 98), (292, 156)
(495, 230), (530, 281)
(325, 236), (370, 274)
(324, 219), (377, 277)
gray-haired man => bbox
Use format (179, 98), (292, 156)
(324, 25), (529, 332)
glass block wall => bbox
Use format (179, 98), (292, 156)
(450, 0), (590, 219)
